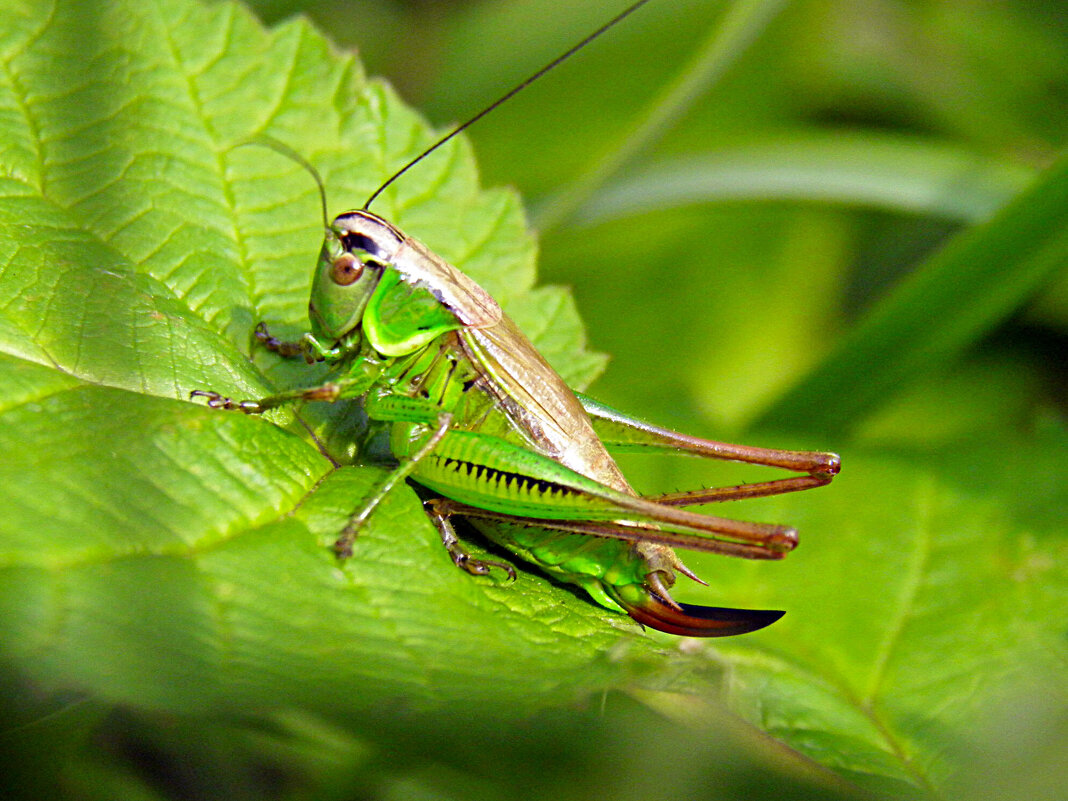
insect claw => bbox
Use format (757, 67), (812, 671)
(190, 389), (229, 408)
(189, 389), (264, 413)
(498, 563), (518, 583)
(646, 571), (682, 610)
(458, 555), (489, 575)
(673, 559), (708, 586)
(455, 553), (516, 582)
(253, 321), (307, 359)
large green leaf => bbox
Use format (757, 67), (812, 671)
(0, 0), (630, 721)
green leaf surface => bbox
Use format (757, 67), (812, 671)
(0, 0), (627, 720)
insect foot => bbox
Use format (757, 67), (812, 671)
(332, 533), (356, 560)
(189, 389), (264, 414)
(253, 322), (307, 360)
(423, 498), (516, 582)
(449, 549), (518, 583)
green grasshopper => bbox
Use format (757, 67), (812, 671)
(193, 1), (839, 637)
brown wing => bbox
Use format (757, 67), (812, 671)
(461, 313), (633, 494)
(392, 236), (502, 328)
(386, 222), (631, 494)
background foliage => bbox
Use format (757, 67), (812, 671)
(1, 0), (1066, 799)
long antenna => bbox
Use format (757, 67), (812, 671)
(362, 0), (655, 211)
(234, 136), (331, 228)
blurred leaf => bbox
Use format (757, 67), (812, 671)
(758, 151), (1068, 435)
(852, 354), (1046, 450)
(0, 0), (631, 723)
(534, 0), (790, 232)
(665, 420), (1068, 797)
(782, 0), (1068, 157)
(570, 134), (1035, 227)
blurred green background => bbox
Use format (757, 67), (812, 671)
(2, 0), (1066, 799)
(253, 0), (1066, 443)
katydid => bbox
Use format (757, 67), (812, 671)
(193, 0), (839, 637)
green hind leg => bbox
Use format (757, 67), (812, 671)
(332, 406), (453, 559)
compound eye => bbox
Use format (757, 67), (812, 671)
(330, 252), (364, 286)
(340, 231), (379, 256)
